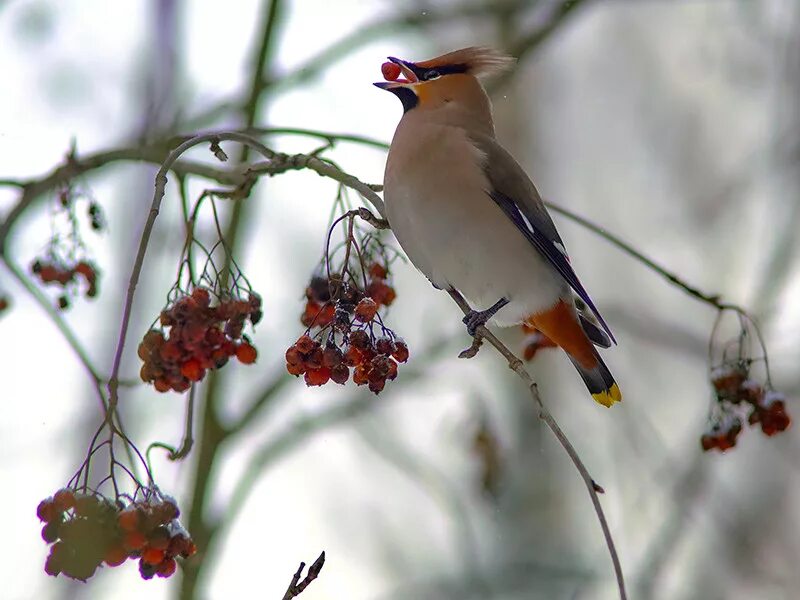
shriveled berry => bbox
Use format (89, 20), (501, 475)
(285, 345), (304, 366)
(305, 347), (324, 370)
(350, 329), (370, 349)
(353, 365), (369, 385)
(322, 346), (343, 368)
(331, 364), (350, 384)
(295, 335), (317, 354)
(375, 337), (393, 356)
(343, 346), (362, 367)
(368, 377), (386, 394)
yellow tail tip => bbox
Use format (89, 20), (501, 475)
(592, 383), (622, 408)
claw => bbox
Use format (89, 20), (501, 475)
(462, 297), (509, 336)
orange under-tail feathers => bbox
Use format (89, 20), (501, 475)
(526, 300), (621, 407)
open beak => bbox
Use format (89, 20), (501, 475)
(373, 56), (419, 89)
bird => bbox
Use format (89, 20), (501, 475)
(374, 47), (621, 407)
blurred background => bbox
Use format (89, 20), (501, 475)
(1, 1), (799, 599)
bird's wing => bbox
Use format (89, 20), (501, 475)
(471, 132), (616, 344)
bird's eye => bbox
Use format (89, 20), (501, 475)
(423, 69), (441, 81)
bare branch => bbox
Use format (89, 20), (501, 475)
(447, 288), (628, 600)
(544, 200), (741, 312)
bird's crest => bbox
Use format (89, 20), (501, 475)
(415, 47), (515, 78)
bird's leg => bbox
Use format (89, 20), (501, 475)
(462, 297), (509, 337)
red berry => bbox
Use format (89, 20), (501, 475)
(368, 263), (388, 280)
(287, 361), (305, 376)
(124, 530), (147, 551)
(180, 358), (204, 381)
(381, 61), (401, 81)
(236, 342), (257, 364)
(355, 298), (379, 323)
(118, 508), (140, 532)
(304, 367), (331, 386)
(142, 547), (165, 566)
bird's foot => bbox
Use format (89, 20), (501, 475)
(462, 297), (509, 337)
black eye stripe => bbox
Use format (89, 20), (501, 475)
(409, 62), (468, 80)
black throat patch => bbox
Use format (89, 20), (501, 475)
(392, 87), (419, 113)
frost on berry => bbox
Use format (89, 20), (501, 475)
(286, 206), (407, 394)
(38, 487), (196, 582)
(702, 309), (791, 452)
(29, 183), (104, 309)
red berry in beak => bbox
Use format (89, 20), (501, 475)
(381, 61), (401, 81)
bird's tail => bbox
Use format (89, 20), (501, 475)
(567, 349), (621, 408)
(525, 300), (621, 408)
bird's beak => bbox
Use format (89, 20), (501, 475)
(373, 56), (419, 89)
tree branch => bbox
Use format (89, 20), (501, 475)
(447, 288), (627, 600)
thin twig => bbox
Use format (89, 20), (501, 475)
(447, 288), (627, 600)
(105, 133), (277, 417)
(281, 552), (325, 600)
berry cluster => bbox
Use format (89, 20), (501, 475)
(520, 324), (557, 361)
(139, 286), (260, 392)
(37, 489), (195, 581)
(701, 364), (792, 452)
(31, 259), (99, 309)
(286, 330), (408, 394)
(288, 260), (406, 394)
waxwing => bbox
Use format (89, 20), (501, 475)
(374, 47), (621, 406)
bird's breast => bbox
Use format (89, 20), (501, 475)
(383, 125), (564, 325)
